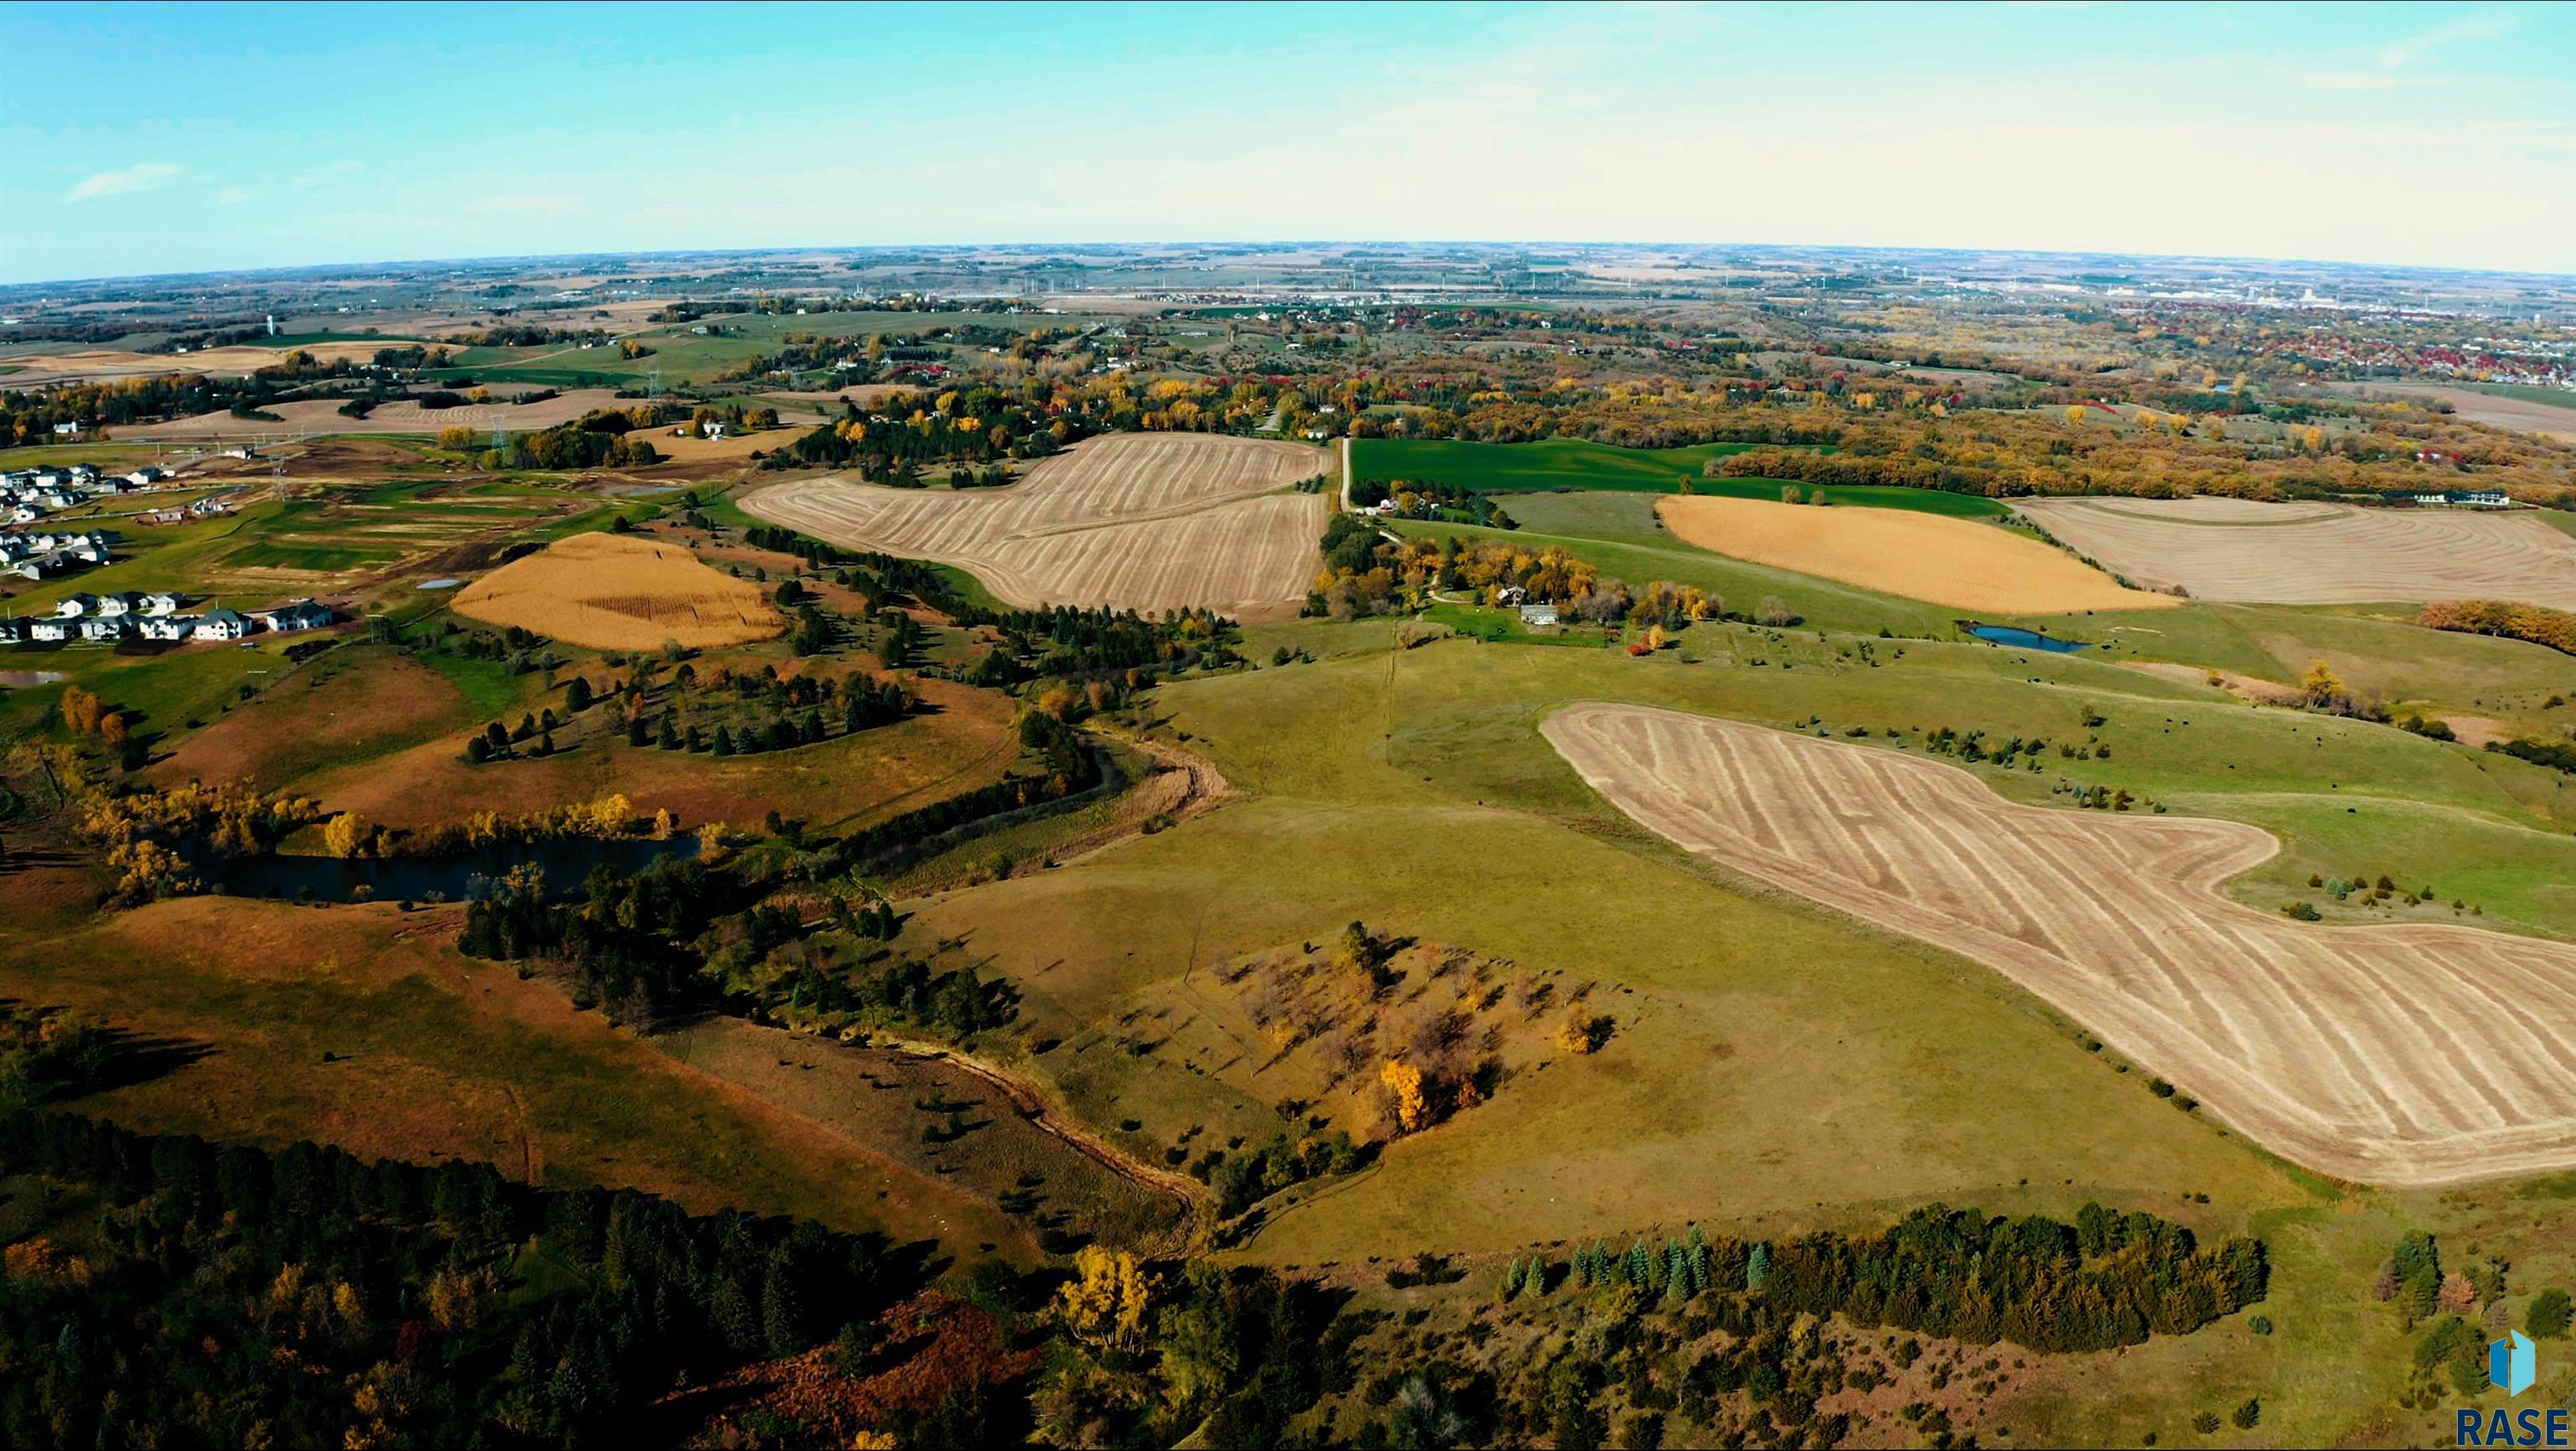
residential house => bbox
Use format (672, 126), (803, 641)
(28, 618), (71, 642)
(140, 592), (181, 616)
(52, 593), (97, 618)
(77, 616), (127, 641)
(192, 609), (249, 641)
(0, 618), (20, 643)
(137, 615), (195, 642)
(95, 591), (140, 618)
(255, 598), (333, 632)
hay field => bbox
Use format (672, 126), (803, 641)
(2017, 496), (2576, 608)
(743, 433), (1326, 616)
(452, 532), (782, 649)
(1542, 703), (2576, 1186)
(1658, 495), (2177, 613)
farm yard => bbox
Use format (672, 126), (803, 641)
(1542, 703), (2576, 1186)
(2018, 496), (2576, 608)
(451, 530), (782, 650)
(743, 432), (1327, 616)
(1657, 493), (2179, 613)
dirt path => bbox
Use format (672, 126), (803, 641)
(875, 1034), (1205, 1256)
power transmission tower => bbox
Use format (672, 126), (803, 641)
(647, 363), (662, 402)
(271, 455), (288, 503)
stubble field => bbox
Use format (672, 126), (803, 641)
(1542, 702), (2576, 1187)
(2016, 496), (2576, 608)
(452, 531), (782, 650)
(1658, 494), (2178, 613)
(741, 433), (1326, 616)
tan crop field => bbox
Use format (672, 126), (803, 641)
(0, 341), (396, 385)
(1543, 703), (2576, 1187)
(742, 433), (1326, 616)
(117, 387), (627, 441)
(1658, 495), (2178, 613)
(2016, 496), (2576, 607)
(452, 531), (782, 649)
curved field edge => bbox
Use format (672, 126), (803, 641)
(1539, 701), (2576, 1188)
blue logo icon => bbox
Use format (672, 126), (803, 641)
(2493, 1329), (2537, 1397)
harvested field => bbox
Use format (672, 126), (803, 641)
(742, 433), (1326, 616)
(1658, 495), (2176, 613)
(116, 387), (626, 441)
(452, 531), (782, 649)
(0, 341), (397, 386)
(2016, 496), (2576, 608)
(1542, 703), (2576, 1186)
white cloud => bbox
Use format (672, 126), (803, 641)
(66, 163), (182, 202)
(217, 187), (252, 205)
(2377, 12), (2515, 70)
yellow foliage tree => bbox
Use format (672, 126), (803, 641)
(2299, 658), (2347, 707)
(1054, 1246), (1152, 1350)
(1381, 1058), (1429, 1134)
(322, 812), (372, 860)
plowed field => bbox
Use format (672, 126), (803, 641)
(2016, 497), (2576, 607)
(741, 434), (1324, 616)
(1543, 702), (2576, 1186)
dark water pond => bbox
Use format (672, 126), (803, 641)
(205, 835), (699, 903)
(0, 670), (69, 687)
(1965, 624), (2091, 653)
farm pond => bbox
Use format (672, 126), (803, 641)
(205, 835), (700, 903)
(1962, 624), (2091, 653)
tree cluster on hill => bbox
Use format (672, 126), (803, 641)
(1309, 517), (1720, 628)
(1, 361), (375, 444)
(2419, 598), (2576, 656)
(1531, 1202), (2263, 1354)
(495, 414), (663, 471)
(0, 1107), (924, 1449)
(0, 1008), (117, 1110)
(1349, 476), (1516, 528)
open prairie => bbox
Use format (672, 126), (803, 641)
(1542, 702), (2576, 1186)
(2017, 496), (2576, 607)
(452, 530), (782, 649)
(742, 432), (1325, 616)
(1658, 494), (2177, 613)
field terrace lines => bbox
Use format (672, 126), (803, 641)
(2016, 496), (2576, 608)
(741, 433), (1325, 617)
(1541, 703), (2576, 1186)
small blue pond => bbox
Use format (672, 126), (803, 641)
(1965, 624), (2091, 653)
(205, 835), (699, 903)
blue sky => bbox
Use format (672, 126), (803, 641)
(3, 1), (2572, 283)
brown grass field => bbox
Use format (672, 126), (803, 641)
(453, 532), (782, 650)
(1541, 702), (2576, 1187)
(1658, 495), (2179, 613)
(2016, 496), (2576, 607)
(741, 433), (1326, 616)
